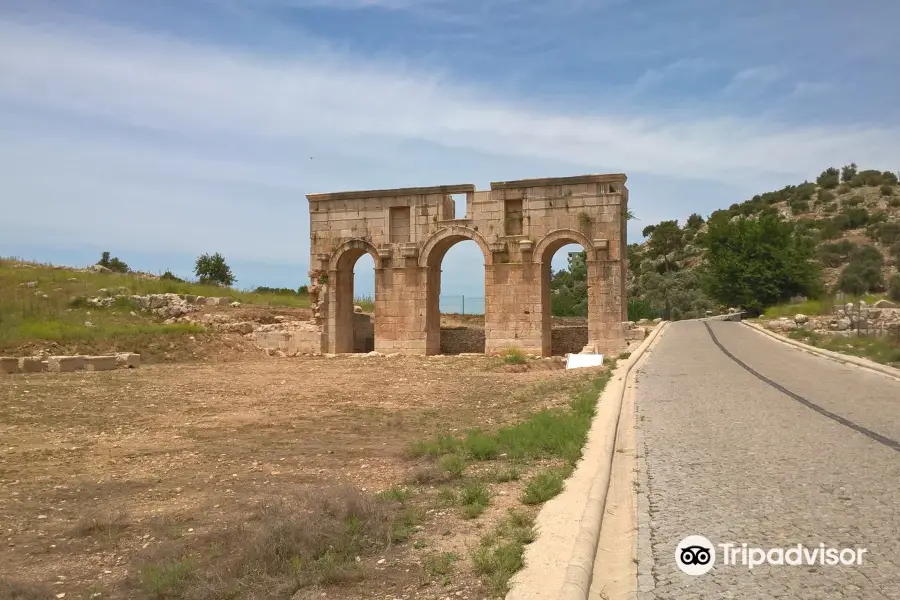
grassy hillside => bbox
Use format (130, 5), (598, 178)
(0, 258), (309, 357)
(625, 164), (900, 319)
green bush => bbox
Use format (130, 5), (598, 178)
(881, 184), (894, 197)
(831, 213), (851, 231)
(789, 199), (810, 214)
(822, 203), (837, 214)
(686, 213), (705, 229)
(459, 483), (491, 519)
(836, 245), (885, 295)
(838, 184), (852, 195)
(627, 298), (657, 321)
(890, 198), (900, 207)
(842, 195), (863, 207)
(464, 430), (500, 460)
(522, 467), (571, 505)
(816, 168), (840, 189)
(891, 241), (900, 262)
(842, 207), (869, 229)
(439, 454), (467, 480)
(890, 273), (900, 302)
(873, 222), (900, 245)
(97, 251), (129, 274)
(701, 214), (823, 315)
(841, 163), (858, 183)
(818, 240), (857, 267)
(817, 189), (835, 205)
(160, 270), (184, 282)
(501, 348), (527, 365)
(194, 252), (235, 287)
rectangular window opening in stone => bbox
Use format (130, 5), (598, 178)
(504, 198), (524, 235)
(389, 206), (411, 243)
(449, 193), (467, 219)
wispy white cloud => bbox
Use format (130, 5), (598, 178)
(722, 65), (786, 96)
(626, 58), (713, 98)
(1, 18), (896, 184)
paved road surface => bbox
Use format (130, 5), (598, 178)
(635, 320), (900, 599)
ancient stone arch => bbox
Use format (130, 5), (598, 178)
(306, 174), (628, 356)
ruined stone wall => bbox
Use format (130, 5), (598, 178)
(307, 174), (628, 356)
(551, 326), (588, 356)
(353, 313), (374, 353)
(439, 327), (486, 354)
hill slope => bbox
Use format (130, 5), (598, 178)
(623, 165), (900, 319)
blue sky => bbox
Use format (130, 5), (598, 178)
(2, 0), (899, 298)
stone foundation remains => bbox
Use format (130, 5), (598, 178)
(1, 353), (141, 375)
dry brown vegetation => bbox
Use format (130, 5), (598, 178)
(0, 353), (611, 599)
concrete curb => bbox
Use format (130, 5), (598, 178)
(557, 321), (668, 600)
(744, 321), (900, 382)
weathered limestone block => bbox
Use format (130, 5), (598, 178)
(19, 357), (46, 373)
(1, 357), (19, 374)
(874, 299), (897, 309)
(48, 356), (85, 373)
(116, 353), (141, 368)
(83, 356), (118, 371)
(794, 313), (808, 324)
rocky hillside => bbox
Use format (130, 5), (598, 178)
(627, 165), (900, 319)
(0, 258), (312, 361)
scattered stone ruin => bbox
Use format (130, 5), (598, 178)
(307, 174), (629, 356)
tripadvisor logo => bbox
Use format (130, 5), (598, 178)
(676, 535), (716, 576)
(675, 535), (868, 575)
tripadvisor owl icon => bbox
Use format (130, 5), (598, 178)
(676, 535), (716, 576)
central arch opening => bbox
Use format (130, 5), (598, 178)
(543, 241), (591, 356)
(425, 235), (487, 354)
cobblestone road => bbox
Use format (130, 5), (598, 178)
(635, 320), (900, 599)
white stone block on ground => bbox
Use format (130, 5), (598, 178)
(48, 356), (85, 373)
(1, 357), (19, 374)
(116, 353), (141, 368)
(566, 353), (605, 370)
(84, 356), (118, 371)
(18, 357), (46, 373)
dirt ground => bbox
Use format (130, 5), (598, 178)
(0, 353), (600, 600)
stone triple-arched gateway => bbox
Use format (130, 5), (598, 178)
(306, 173), (628, 356)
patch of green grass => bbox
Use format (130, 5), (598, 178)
(459, 483), (491, 519)
(471, 510), (536, 596)
(463, 429), (500, 460)
(763, 295), (885, 318)
(501, 348), (528, 365)
(140, 557), (194, 598)
(410, 372), (612, 468)
(438, 454), (468, 480)
(424, 552), (459, 577)
(437, 486), (458, 507)
(409, 434), (461, 458)
(376, 486), (412, 504)
(522, 466), (572, 505)
(787, 329), (900, 366)
(483, 466), (522, 483)
(389, 506), (423, 544)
